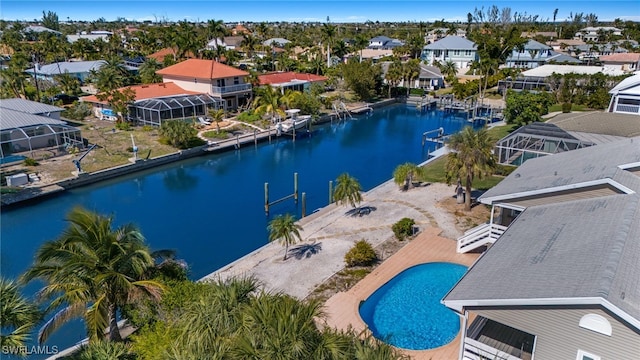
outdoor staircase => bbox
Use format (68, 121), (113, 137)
(457, 222), (507, 253)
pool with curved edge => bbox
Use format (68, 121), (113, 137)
(358, 262), (467, 350)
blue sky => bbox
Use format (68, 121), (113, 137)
(2, 0), (638, 23)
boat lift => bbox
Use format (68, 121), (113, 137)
(421, 127), (445, 148)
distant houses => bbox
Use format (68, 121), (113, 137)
(25, 60), (137, 84)
(600, 53), (640, 73)
(504, 39), (581, 69)
(367, 36), (405, 50)
(380, 61), (444, 91)
(421, 36), (478, 69)
(257, 71), (327, 93)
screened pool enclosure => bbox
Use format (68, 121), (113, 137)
(1, 123), (84, 160)
(130, 94), (225, 126)
(495, 122), (595, 166)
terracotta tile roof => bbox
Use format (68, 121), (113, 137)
(146, 48), (195, 62)
(156, 59), (249, 80)
(231, 24), (251, 35)
(600, 53), (640, 62)
(258, 72), (328, 86)
(81, 82), (200, 104)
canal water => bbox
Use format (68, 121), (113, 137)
(1, 104), (474, 354)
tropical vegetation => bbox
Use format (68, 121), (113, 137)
(344, 240), (378, 267)
(268, 213), (303, 261)
(393, 162), (425, 191)
(392, 218), (416, 241)
(333, 173), (363, 210)
(0, 278), (42, 351)
(445, 127), (496, 211)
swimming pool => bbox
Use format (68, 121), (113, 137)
(359, 262), (467, 350)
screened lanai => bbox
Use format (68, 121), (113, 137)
(131, 94), (225, 126)
(1, 109), (84, 161)
(496, 122), (595, 166)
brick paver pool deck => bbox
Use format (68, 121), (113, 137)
(322, 228), (480, 360)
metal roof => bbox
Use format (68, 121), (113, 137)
(548, 111), (640, 138)
(424, 36), (477, 50)
(25, 60), (137, 76)
(521, 64), (626, 78)
(0, 108), (67, 131)
(0, 98), (64, 115)
(609, 73), (640, 95)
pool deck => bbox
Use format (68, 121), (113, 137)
(321, 227), (480, 360)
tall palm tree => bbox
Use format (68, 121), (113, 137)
(21, 207), (164, 343)
(55, 72), (81, 96)
(0, 278), (42, 351)
(241, 34), (259, 60)
(440, 60), (458, 83)
(385, 61), (404, 98)
(333, 173), (363, 210)
(353, 35), (369, 63)
(321, 23), (337, 68)
(402, 59), (421, 96)
(268, 213), (303, 261)
(445, 127), (495, 211)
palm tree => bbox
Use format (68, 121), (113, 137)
(268, 213), (303, 261)
(393, 163), (425, 191)
(21, 207), (164, 343)
(353, 35), (369, 63)
(252, 85), (285, 122)
(89, 58), (130, 92)
(385, 61), (404, 98)
(445, 127), (495, 211)
(331, 40), (349, 63)
(402, 59), (421, 96)
(55, 72), (81, 96)
(208, 108), (225, 132)
(333, 173), (363, 210)
(440, 60), (458, 84)
(0, 278), (42, 351)
(138, 59), (163, 84)
(321, 23), (337, 68)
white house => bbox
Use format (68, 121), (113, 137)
(574, 26), (622, 42)
(608, 72), (640, 115)
(600, 53), (640, 73)
(505, 40), (581, 69)
(421, 36), (477, 69)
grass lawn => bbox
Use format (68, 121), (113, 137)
(486, 123), (519, 142)
(421, 156), (504, 191)
(548, 103), (591, 113)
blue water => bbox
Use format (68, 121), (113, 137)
(359, 262), (468, 350)
(1, 154), (26, 164)
(1, 104), (474, 354)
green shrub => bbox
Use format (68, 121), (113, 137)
(562, 102), (572, 113)
(159, 120), (198, 149)
(392, 217), (415, 241)
(344, 240), (377, 267)
(494, 164), (517, 176)
(409, 88), (425, 96)
(23, 157), (39, 166)
(202, 130), (230, 139)
(115, 121), (132, 131)
(237, 110), (262, 123)
(142, 125), (154, 132)
(61, 101), (91, 120)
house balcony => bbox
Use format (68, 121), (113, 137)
(210, 83), (252, 96)
(456, 222), (507, 253)
(463, 316), (535, 360)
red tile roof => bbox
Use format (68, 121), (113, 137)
(81, 82), (200, 104)
(258, 72), (328, 86)
(600, 53), (640, 63)
(156, 59), (249, 80)
(146, 48), (195, 63)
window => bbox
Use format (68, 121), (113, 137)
(234, 77), (240, 85)
(576, 349), (600, 360)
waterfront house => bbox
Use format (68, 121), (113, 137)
(257, 71), (327, 93)
(0, 98), (83, 159)
(504, 40), (581, 69)
(81, 82), (223, 126)
(156, 59), (251, 110)
(206, 36), (245, 51)
(380, 62), (444, 90)
(446, 137), (640, 360)
(421, 36), (477, 69)
(608, 72), (640, 115)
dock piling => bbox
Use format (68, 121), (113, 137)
(301, 192), (306, 217)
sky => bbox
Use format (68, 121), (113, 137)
(1, 0), (638, 23)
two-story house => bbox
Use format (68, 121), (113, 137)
(421, 36), (477, 69)
(445, 138), (640, 360)
(156, 59), (251, 110)
(574, 26), (622, 42)
(600, 53), (640, 73)
(368, 36), (405, 50)
(424, 28), (466, 44)
(505, 39), (581, 69)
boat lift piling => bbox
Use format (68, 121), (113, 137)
(264, 172), (300, 215)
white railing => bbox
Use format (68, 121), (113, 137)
(615, 104), (640, 114)
(463, 338), (523, 360)
(457, 223), (507, 253)
(211, 83), (252, 95)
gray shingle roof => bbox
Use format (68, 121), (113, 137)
(0, 108), (67, 131)
(546, 51), (582, 63)
(481, 137), (640, 201)
(424, 36), (476, 50)
(444, 193), (640, 328)
(0, 98), (64, 115)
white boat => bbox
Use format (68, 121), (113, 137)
(280, 109), (311, 133)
